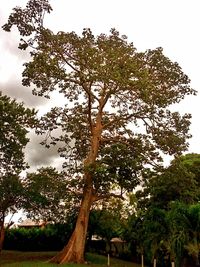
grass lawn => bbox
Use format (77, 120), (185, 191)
(0, 251), (141, 267)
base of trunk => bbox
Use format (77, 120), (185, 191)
(50, 187), (93, 264)
(49, 231), (85, 264)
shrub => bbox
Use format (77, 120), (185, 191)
(4, 224), (73, 251)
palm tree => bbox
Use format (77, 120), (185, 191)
(184, 204), (200, 266)
(165, 202), (189, 267)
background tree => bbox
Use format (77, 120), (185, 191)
(88, 197), (127, 242)
(0, 92), (35, 175)
(165, 202), (194, 267)
(0, 92), (35, 252)
(0, 174), (24, 252)
(142, 207), (168, 267)
(134, 153), (200, 267)
(24, 167), (79, 224)
(178, 153), (200, 197)
(183, 203), (200, 266)
(136, 155), (199, 211)
(3, 0), (196, 263)
(123, 211), (147, 267)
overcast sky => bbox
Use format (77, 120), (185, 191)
(0, 0), (200, 172)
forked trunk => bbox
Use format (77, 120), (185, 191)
(49, 185), (93, 264)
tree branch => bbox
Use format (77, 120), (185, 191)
(92, 192), (125, 202)
(102, 112), (138, 129)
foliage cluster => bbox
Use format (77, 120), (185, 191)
(4, 224), (73, 251)
(123, 154), (200, 267)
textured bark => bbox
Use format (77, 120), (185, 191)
(50, 184), (93, 263)
(50, 99), (103, 264)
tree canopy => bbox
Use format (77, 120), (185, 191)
(0, 92), (36, 175)
(137, 153), (200, 211)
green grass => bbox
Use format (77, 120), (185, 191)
(0, 251), (141, 267)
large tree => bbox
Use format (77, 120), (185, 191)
(0, 92), (35, 252)
(3, 0), (196, 263)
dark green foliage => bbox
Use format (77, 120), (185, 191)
(0, 92), (36, 175)
(24, 167), (79, 223)
(124, 202), (200, 266)
(87, 240), (107, 255)
(88, 208), (122, 242)
(2, 0), (52, 42)
(133, 154), (200, 266)
(177, 153), (200, 194)
(0, 92), (36, 252)
(137, 154), (200, 211)
(0, 174), (24, 218)
(4, 224), (73, 251)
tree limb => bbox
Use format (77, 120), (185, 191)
(92, 192), (125, 202)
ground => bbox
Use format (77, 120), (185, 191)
(0, 251), (141, 267)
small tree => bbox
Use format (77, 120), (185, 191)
(0, 174), (24, 252)
(0, 92), (35, 252)
(89, 198), (126, 242)
(137, 157), (199, 211)
(3, 0), (196, 263)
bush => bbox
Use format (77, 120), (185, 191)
(87, 240), (107, 254)
(4, 224), (73, 251)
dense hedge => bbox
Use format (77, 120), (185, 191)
(87, 240), (107, 254)
(4, 226), (137, 263)
(4, 226), (134, 262)
(4, 224), (73, 251)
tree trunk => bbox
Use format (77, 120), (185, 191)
(49, 184), (93, 264)
(50, 112), (103, 264)
(0, 222), (5, 253)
